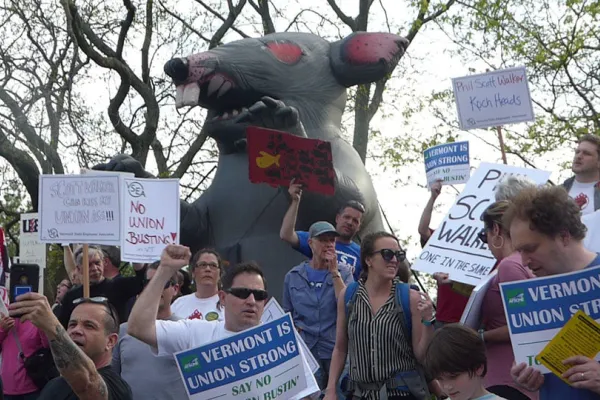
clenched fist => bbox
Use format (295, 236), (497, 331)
(160, 244), (192, 272)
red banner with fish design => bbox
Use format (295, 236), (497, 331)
(246, 127), (335, 196)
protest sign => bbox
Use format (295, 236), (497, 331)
(500, 266), (600, 373)
(536, 310), (600, 382)
(121, 178), (180, 263)
(452, 66), (534, 130)
(19, 213), (46, 269)
(39, 174), (122, 244)
(411, 163), (550, 286)
(424, 141), (470, 187)
(460, 270), (497, 329)
(175, 314), (307, 400)
(246, 127), (335, 196)
(262, 298), (319, 374)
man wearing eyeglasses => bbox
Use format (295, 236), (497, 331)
(127, 244), (320, 399)
(9, 292), (132, 400)
(112, 261), (187, 399)
(283, 221), (353, 392)
(57, 246), (146, 329)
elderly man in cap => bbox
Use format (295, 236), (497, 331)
(283, 221), (354, 392)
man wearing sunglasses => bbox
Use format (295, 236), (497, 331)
(127, 244), (320, 399)
(283, 221), (354, 392)
(9, 292), (132, 400)
(112, 261), (187, 399)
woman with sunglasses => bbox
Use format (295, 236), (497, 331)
(478, 201), (537, 400)
(324, 231), (435, 400)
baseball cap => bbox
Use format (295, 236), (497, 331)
(309, 221), (340, 238)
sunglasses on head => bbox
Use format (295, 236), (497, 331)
(73, 296), (118, 325)
(373, 248), (406, 262)
(225, 287), (269, 301)
(477, 229), (488, 244)
(144, 278), (175, 290)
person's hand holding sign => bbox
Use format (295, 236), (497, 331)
(430, 179), (442, 200)
(510, 362), (544, 392)
(288, 179), (303, 203)
(433, 272), (452, 285)
(562, 355), (600, 394)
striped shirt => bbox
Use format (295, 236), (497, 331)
(347, 279), (417, 399)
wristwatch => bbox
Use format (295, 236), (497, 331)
(478, 328), (485, 342)
(421, 314), (436, 327)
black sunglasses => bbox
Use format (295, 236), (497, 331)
(373, 249), (406, 262)
(477, 229), (488, 244)
(73, 296), (118, 325)
(225, 287), (269, 301)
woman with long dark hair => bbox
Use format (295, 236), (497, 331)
(324, 231), (435, 400)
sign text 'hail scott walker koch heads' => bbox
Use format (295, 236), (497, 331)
(452, 66), (535, 130)
(174, 314), (307, 400)
(500, 265), (600, 373)
(411, 163), (551, 286)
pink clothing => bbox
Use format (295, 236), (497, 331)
(482, 252), (538, 400)
(0, 319), (50, 394)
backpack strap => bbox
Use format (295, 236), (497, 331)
(344, 281), (360, 319)
(394, 282), (412, 341)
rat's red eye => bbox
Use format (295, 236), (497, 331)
(263, 40), (303, 65)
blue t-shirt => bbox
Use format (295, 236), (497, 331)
(296, 230), (362, 281)
(305, 265), (329, 300)
(539, 253), (600, 400)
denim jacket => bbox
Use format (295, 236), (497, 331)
(282, 261), (354, 359)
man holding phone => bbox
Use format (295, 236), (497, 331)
(9, 292), (132, 399)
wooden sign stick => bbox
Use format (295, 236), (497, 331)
(82, 244), (90, 298)
(496, 126), (508, 165)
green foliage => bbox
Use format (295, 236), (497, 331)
(433, 0), (598, 163)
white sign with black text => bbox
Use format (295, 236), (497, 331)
(411, 163), (551, 286)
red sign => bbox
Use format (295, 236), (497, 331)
(246, 127), (335, 196)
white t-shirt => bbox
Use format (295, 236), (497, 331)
(568, 180), (597, 215)
(171, 293), (223, 321)
(156, 319), (320, 400)
(583, 210), (600, 252)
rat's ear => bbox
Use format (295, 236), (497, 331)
(330, 32), (409, 87)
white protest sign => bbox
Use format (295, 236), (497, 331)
(460, 270), (496, 329)
(262, 298), (319, 374)
(38, 174), (122, 244)
(19, 213), (46, 269)
(452, 66), (535, 130)
(411, 163), (551, 286)
(500, 265), (600, 373)
(121, 178), (180, 263)
(175, 314), (307, 400)
(424, 141), (470, 188)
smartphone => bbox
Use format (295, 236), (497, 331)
(9, 264), (40, 304)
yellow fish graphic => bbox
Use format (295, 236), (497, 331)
(256, 151), (281, 168)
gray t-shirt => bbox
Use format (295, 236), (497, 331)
(112, 315), (187, 400)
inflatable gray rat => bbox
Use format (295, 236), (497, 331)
(95, 32), (408, 296)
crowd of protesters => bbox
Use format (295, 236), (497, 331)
(0, 134), (599, 400)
